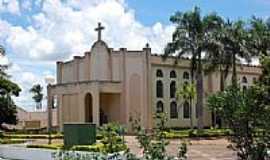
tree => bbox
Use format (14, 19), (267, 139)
(247, 17), (270, 57)
(176, 82), (196, 129)
(221, 20), (251, 87)
(164, 7), (224, 129)
(30, 84), (43, 110)
(0, 47), (21, 129)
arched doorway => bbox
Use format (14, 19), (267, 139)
(85, 93), (93, 122)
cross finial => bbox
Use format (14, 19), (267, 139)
(95, 22), (105, 41)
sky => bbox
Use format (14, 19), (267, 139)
(0, 0), (269, 111)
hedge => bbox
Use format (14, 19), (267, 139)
(27, 144), (64, 150)
(165, 129), (231, 139)
(0, 138), (27, 144)
(3, 134), (63, 139)
(27, 143), (104, 152)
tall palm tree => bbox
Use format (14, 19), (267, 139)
(30, 84), (43, 110)
(247, 17), (270, 57)
(177, 82), (196, 129)
(164, 7), (223, 129)
(222, 20), (251, 87)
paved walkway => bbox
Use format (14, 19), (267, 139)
(31, 136), (236, 160)
(125, 136), (236, 160)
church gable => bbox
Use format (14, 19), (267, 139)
(90, 40), (111, 81)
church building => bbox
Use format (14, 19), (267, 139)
(47, 23), (261, 131)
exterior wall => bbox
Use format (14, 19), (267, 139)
(53, 39), (262, 131)
(6, 107), (57, 130)
(150, 55), (261, 128)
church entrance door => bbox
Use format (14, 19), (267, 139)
(100, 93), (121, 125)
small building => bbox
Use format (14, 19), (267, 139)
(48, 23), (262, 131)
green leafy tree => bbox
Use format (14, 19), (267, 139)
(176, 82), (196, 129)
(0, 47), (21, 129)
(30, 84), (43, 110)
(164, 7), (224, 129)
(208, 85), (270, 159)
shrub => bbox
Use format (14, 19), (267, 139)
(98, 123), (127, 154)
(129, 113), (188, 160)
(71, 143), (104, 152)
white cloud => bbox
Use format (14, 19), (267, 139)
(0, 0), (174, 110)
(2, 0), (174, 61)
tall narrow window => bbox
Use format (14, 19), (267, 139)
(242, 76), (248, 83)
(156, 80), (163, 98)
(156, 101), (164, 113)
(170, 101), (178, 119)
(183, 72), (190, 80)
(170, 81), (176, 98)
(170, 70), (177, 78)
(183, 101), (190, 119)
(156, 69), (163, 77)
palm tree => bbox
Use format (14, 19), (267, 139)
(177, 82), (196, 129)
(222, 20), (251, 87)
(30, 84), (43, 110)
(247, 17), (270, 57)
(164, 7), (223, 129)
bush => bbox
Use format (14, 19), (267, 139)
(98, 123), (127, 154)
(71, 143), (104, 152)
(129, 113), (188, 160)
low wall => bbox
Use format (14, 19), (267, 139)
(0, 145), (53, 160)
(0, 145), (126, 160)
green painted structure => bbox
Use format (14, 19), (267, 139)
(64, 123), (96, 147)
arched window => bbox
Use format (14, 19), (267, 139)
(183, 72), (190, 80)
(156, 69), (163, 77)
(242, 76), (248, 83)
(183, 101), (190, 119)
(170, 70), (177, 78)
(156, 80), (163, 98)
(156, 101), (164, 113)
(170, 101), (178, 119)
(170, 81), (176, 98)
